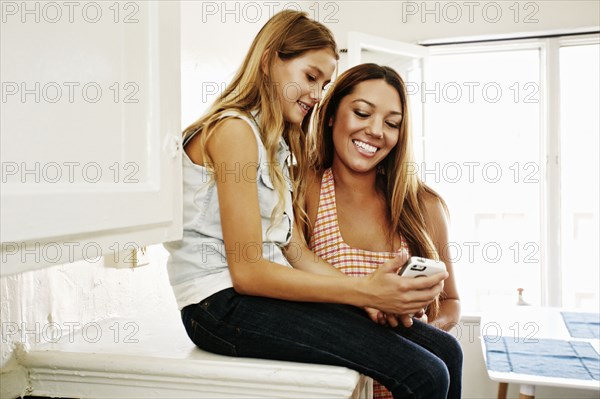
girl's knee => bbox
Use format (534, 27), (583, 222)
(429, 357), (451, 394)
(394, 354), (449, 399)
(412, 357), (450, 399)
(441, 331), (464, 368)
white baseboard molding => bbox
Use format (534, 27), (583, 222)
(0, 364), (30, 399)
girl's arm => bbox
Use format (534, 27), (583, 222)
(283, 223), (348, 277)
(422, 194), (461, 331)
(285, 226), (413, 327)
(207, 118), (446, 315)
(284, 168), (374, 278)
(286, 171), (415, 327)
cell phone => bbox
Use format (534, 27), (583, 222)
(397, 256), (446, 278)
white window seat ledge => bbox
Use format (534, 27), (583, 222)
(18, 314), (371, 398)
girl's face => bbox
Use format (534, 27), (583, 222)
(331, 79), (403, 174)
(269, 49), (337, 125)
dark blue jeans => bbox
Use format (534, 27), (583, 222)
(181, 288), (462, 399)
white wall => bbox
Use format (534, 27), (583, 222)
(0, 245), (177, 398)
(181, 0), (599, 125)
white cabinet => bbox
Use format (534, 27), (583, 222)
(0, 1), (182, 275)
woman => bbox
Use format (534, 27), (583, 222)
(302, 63), (462, 398)
(165, 10), (455, 398)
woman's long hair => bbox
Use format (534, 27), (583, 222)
(308, 63), (448, 319)
(183, 10), (338, 233)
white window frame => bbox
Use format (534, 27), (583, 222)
(424, 33), (600, 308)
(346, 31), (428, 69)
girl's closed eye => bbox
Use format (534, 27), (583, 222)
(306, 74), (317, 82)
(386, 120), (400, 129)
(353, 110), (369, 118)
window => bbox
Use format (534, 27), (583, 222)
(419, 36), (599, 314)
(560, 43), (600, 310)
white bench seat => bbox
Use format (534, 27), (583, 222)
(20, 313), (370, 398)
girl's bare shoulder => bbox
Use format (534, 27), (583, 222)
(206, 117), (259, 162)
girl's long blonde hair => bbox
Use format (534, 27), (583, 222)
(183, 10), (338, 231)
(307, 64), (448, 319)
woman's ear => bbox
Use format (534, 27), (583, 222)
(260, 50), (270, 76)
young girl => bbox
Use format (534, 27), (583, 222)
(303, 63), (462, 398)
(166, 10), (457, 398)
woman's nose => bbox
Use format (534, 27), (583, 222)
(366, 119), (384, 139)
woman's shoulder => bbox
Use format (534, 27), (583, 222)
(304, 168), (325, 222)
(307, 168), (326, 195)
(419, 188), (449, 230)
(420, 189), (442, 208)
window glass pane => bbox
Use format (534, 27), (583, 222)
(560, 43), (600, 310)
(423, 50), (541, 313)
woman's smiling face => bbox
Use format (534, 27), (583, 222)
(331, 79), (403, 174)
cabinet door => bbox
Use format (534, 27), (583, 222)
(1, 1), (182, 275)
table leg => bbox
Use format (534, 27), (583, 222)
(497, 382), (508, 399)
(518, 384), (535, 399)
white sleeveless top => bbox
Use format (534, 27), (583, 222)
(164, 110), (294, 309)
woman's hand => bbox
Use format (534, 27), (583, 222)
(398, 310), (426, 328)
(413, 308), (428, 323)
(363, 307), (420, 328)
(363, 306), (386, 325)
(362, 307), (400, 326)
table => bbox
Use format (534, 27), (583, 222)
(480, 306), (599, 399)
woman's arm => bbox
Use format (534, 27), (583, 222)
(207, 118), (446, 315)
(422, 194), (461, 331)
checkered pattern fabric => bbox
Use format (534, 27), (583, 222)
(309, 168), (409, 399)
